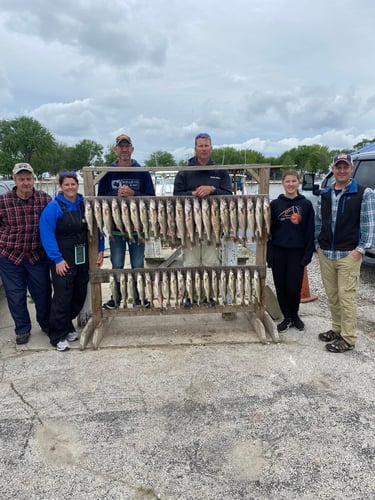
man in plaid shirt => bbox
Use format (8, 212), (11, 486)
(0, 163), (52, 345)
(315, 153), (375, 353)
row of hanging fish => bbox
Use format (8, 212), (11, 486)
(84, 195), (271, 247)
(108, 267), (262, 310)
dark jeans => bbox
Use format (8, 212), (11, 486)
(0, 255), (51, 336)
(49, 265), (89, 346)
(270, 246), (305, 319)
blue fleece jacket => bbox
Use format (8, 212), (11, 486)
(40, 193), (104, 264)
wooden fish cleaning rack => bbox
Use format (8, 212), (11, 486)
(80, 164), (280, 349)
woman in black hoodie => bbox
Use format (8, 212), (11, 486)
(267, 170), (315, 333)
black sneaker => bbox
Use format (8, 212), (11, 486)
(184, 298), (192, 308)
(292, 315), (305, 331)
(277, 318), (292, 333)
(16, 332), (31, 345)
(103, 299), (117, 310)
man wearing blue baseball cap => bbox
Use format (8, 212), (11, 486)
(315, 152), (375, 353)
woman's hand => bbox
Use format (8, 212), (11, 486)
(97, 251), (104, 267)
(56, 260), (69, 276)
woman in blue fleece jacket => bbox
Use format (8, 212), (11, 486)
(40, 171), (104, 351)
(267, 170), (315, 334)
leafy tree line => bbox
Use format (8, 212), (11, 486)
(1, 115), (373, 176)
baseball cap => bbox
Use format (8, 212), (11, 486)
(13, 162), (34, 175)
(332, 153), (353, 166)
(115, 134), (132, 146)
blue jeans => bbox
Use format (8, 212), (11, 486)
(0, 255), (52, 336)
(109, 234), (145, 302)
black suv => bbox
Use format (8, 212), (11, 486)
(302, 151), (375, 265)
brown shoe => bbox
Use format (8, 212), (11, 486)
(318, 330), (340, 342)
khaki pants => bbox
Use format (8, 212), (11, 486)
(318, 250), (362, 345)
(183, 234), (220, 267)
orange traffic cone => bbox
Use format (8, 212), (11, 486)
(300, 267), (318, 303)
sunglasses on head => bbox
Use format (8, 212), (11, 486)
(195, 133), (211, 140)
(60, 171), (76, 176)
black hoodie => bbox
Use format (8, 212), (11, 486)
(173, 157), (232, 196)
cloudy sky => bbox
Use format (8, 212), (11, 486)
(1, 0), (375, 163)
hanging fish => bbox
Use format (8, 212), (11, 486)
(112, 198), (126, 235)
(244, 268), (252, 306)
(153, 270), (162, 308)
(246, 197), (256, 242)
(253, 269), (261, 304)
(229, 197), (239, 242)
(210, 197), (221, 246)
(166, 198), (177, 246)
(220, 198), (230, 239)
(255, 196), (263, 240)
(109, 274), (119, 308)
(175, 198), (186, 247)
(211, 269), (219, 304)
(137, 272), (145, 306)
(149, 198), (159, 238)
(127, 272), (135, 308)
(194, 270), (202, 305)
(162, 271), (170, 308)
(236, 268), (244, 305)
(145, 272), (153, 305)
(193, 197), (203, 241)
(102, 199), (114, 240)
(228, 269), (236, 305)
(130, 198), (144, 243)
(177, 269), (186, 307)
(203, 269), (210, 304)
(170, 270), (178, 308)
(201, 197), (212, 245)
(94, 198), (105, 237)
(120, 199), (134, 243)
(186, 270), (194, 304)
(157, 199), (168, 242)
(120, 272), (127, 309)
(237, 196), (247, 244)
(139, 199), (150, 240)
(263, 196), (271, 238)
(184, 197), (195, 245)
(219, 269), (227, 306)
(84, 199), (94, 239)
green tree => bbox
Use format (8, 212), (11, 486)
(145, 151), (176, 167)
(67, 139), (104, 170)
(0, 116), (56, 175)
(352, 138), (375, 151)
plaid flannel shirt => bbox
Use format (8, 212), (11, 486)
(0, 187), (52, 265)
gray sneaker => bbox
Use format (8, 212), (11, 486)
(67, 331), (79, 342)
(56, 340), (70, 352)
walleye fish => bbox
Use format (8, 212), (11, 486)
(236, 268), (244, 305)
(121, 199), (134, 243)
(102, 199), (114, 239)
(211, 269), (219, 304)
(219, 269), (227, 305)
(109, 274), (119, 308)
(229, 197), (239, 241)
(210, 197), (221, 245)
(137, 272), (145, 306)
(193, 197), (203, 241)
(120, 272), (127, 309)
(84, 199), (94, 239)
(139, 199), (150, 240)
(255, 196), (263, 240)
(203, 270), (210, 304)
(158, 199), (168, 242)
(145, 272), (153, 305)
(94, 198), (104, 236)
(201, 197), (211, 244)
(220, 198), (230, 239)
(127, 273), (135, 308)
(253, 269), (261, 304)
(170, 270), (178, 308)
(228, 269), (236, 305)
(246, 197), (256, 242)
(263, 196), (271, 238)
(112, 198), (126, 235)
(184, 198), (195, 245)
(130, 199), (144, 243)
(194, 270), (202, 305)
(175, 198), (186, 247)
(149, 198), (159, 238)
(153, 270), (162, 308)
(166, 198), (177, 246)
(162, 271), (170, 308)
(186, 270), (194, 304)
(177, 269), (186, 306)
(237, 196), (247, 244)
(244, 268), (252, 305)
